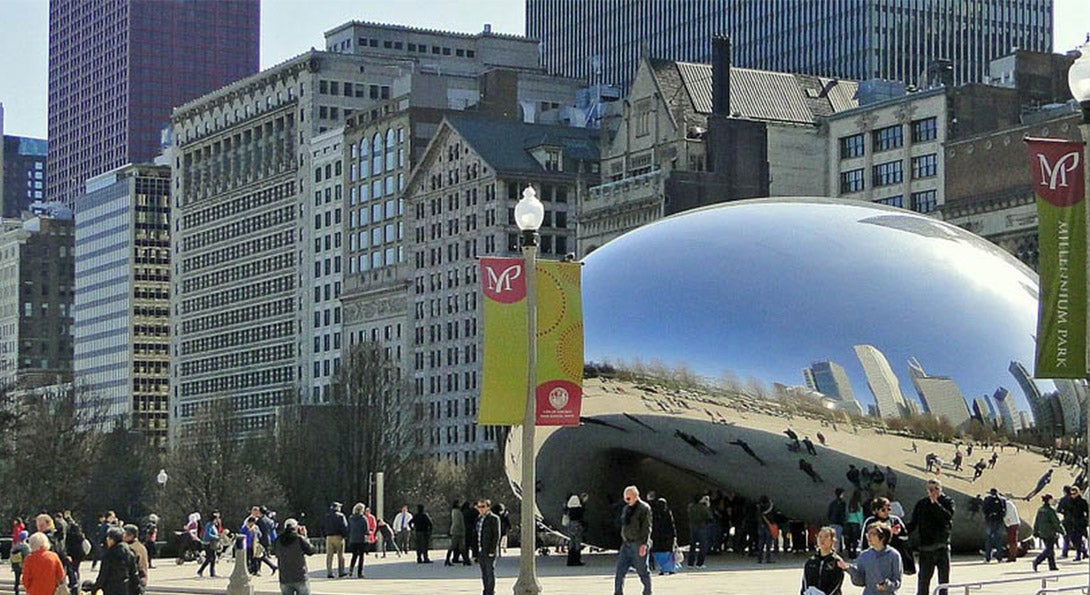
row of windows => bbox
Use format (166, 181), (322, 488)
(342, 37), (477, 58)
(317, 79), (391, 100)
(314, 232), (343, 254)
(182, 229), (294, 273)
(179, 362), (292, 396)
(312, 357), (342, 379)
(181, 343), (294, 376)
(182, 205), (294, 252)
(875, 189), (937, 214)
(181, 297), (293, 334)
(181, 321), (294, 356)
(182, 253), (293, 294)
(840, 153), (938, 192)
(312, 306), (342, 328)
(182, 275), (294, 315)
(838, 117), (938, 159)
(312, 332), (341, 354)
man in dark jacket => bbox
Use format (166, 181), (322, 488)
(614, 485), (652, 595)
(274, 518), (315, 595)
(908, 479), (955, 595)
(322, 502), (348, 578)
(90, 526), (139, 595)
(826, 488), (848, 555)
(474, 500), (502, 595)
(409, 505), (433, 563)
(63, 512), (87, 595)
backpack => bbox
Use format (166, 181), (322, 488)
(983, 495), (1005, 521)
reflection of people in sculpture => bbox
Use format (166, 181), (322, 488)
(673, 430), (716, 455)
(1025, 469), (1054, 501)
(784, 428), (799, 442)
(803, 437), (817, 456)
(799, 458), (823, 483)
(816, 432), (827, 446)
(728, 439), (765, 466)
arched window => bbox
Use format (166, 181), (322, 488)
(372, 133), (383, 175)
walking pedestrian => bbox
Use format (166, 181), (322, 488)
(392, 505), (413, 555)
(122, 525), (148, 594)
(19, 533), (64, 595)
(90, 526), (139, 595)
(274, 518), (315, 595)
(839, 522), (902, 595)
(1003, 498), (1021, 562)
(1032, 494), (1062, 572)
(613, 486), (653, 595)
(755, 495), (776, 564)
(445, 500), (467, 566)
(686, 494), (711, 568)
(827, 488), (848, 555)
(196, 514), (219, 578)
(649, 496), (678, 575)
(908, 479), (954, 595)
(802, 526), (845, 595)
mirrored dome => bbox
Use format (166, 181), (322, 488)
(510, 198), (1083, 552)
(583, 197), (1046, 419)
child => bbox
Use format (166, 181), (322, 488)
(10, 530), (29, 595)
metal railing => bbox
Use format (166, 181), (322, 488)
(1034, 587), (1089, 595)
(931, 572), (1087, 595)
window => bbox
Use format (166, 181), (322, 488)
(872, 160), (903, 187)
(912, 117), (937, 142)
(911, 154), (937, 179)
(876, 195), (903, 208)
(872, 125), (903, 152)
(839, 169), (864, 193)
(839, 133), (864, 158)
(911, 190), (937, 214)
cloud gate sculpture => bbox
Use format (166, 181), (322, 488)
(506, 198), (1082, 552)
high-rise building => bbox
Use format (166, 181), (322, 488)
(806, 361), (864, 416)
(853, 344), (908, 419)
(907, 357), (970, 428)
(73, 164), (171, 445)
(991, 387), (1022, 431)
(972, 395), (995, 424)
(402, 113), (598, 461)
(527, 0), (1053, 90)
(0, 207), (74, 389)
(47, 0), (259, 205)
(2, 134), (48, 218)
(1010, 360), (1061, 436)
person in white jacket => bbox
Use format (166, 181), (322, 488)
(1003, 499), (1021, 562)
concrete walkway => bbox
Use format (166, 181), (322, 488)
(3, 548), (1085, 595)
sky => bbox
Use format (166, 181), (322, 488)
(0, 0), (1087, 138)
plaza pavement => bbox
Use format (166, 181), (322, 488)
(3, 548), (1085, 595)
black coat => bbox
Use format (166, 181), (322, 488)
(802, 551), (844, 595)
(93, 542), (139, 595)
(649, 499), (676, 553)
(908, 494), (955, 550)
(476, 512), (501, 558)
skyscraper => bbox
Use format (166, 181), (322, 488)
(853, 344), (908, 419)
(74, 164), (171, 445)
(806, 360), (865, 416)
(991, 387), (1023, 431)
(1009, 360), (1055, 434)
(527, 0), (1052, 89)
(47, 0), (259, 205)
(907, 357), (970, 428)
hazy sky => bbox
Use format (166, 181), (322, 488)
(0, 0), (1086, 138)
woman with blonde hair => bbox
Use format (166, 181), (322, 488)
(21, 532), (65, 595)
(347, 503), (368, 578)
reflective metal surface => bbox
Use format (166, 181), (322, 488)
(511, 198), (1075, 552)
(583, 197), (1046, 418)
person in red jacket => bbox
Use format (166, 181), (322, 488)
(21, 533), (65, 595)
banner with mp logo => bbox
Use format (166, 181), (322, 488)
(478, 257), (583, 426)
(1026, 137), (1087, 378)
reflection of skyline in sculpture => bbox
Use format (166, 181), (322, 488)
(907, 357), (971, 428)
(804, 360), (864, 416)
(991, 388), (1023, 431)
(853, 344), (910, 419)
(582, 198), (1051, 428)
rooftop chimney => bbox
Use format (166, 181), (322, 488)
(712, 36), (731, 116)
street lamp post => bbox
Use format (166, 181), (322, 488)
(1067, 42), (1090, 488)
(512, 186), (545, 595)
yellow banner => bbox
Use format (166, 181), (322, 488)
(479, 258), (583, 426)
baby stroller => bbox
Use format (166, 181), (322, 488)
(173, 530), (205, 565)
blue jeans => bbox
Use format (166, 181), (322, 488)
(984, 522), (1004, 561)
(614, 542), (652, 595)
(279, 581), (310, 595)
